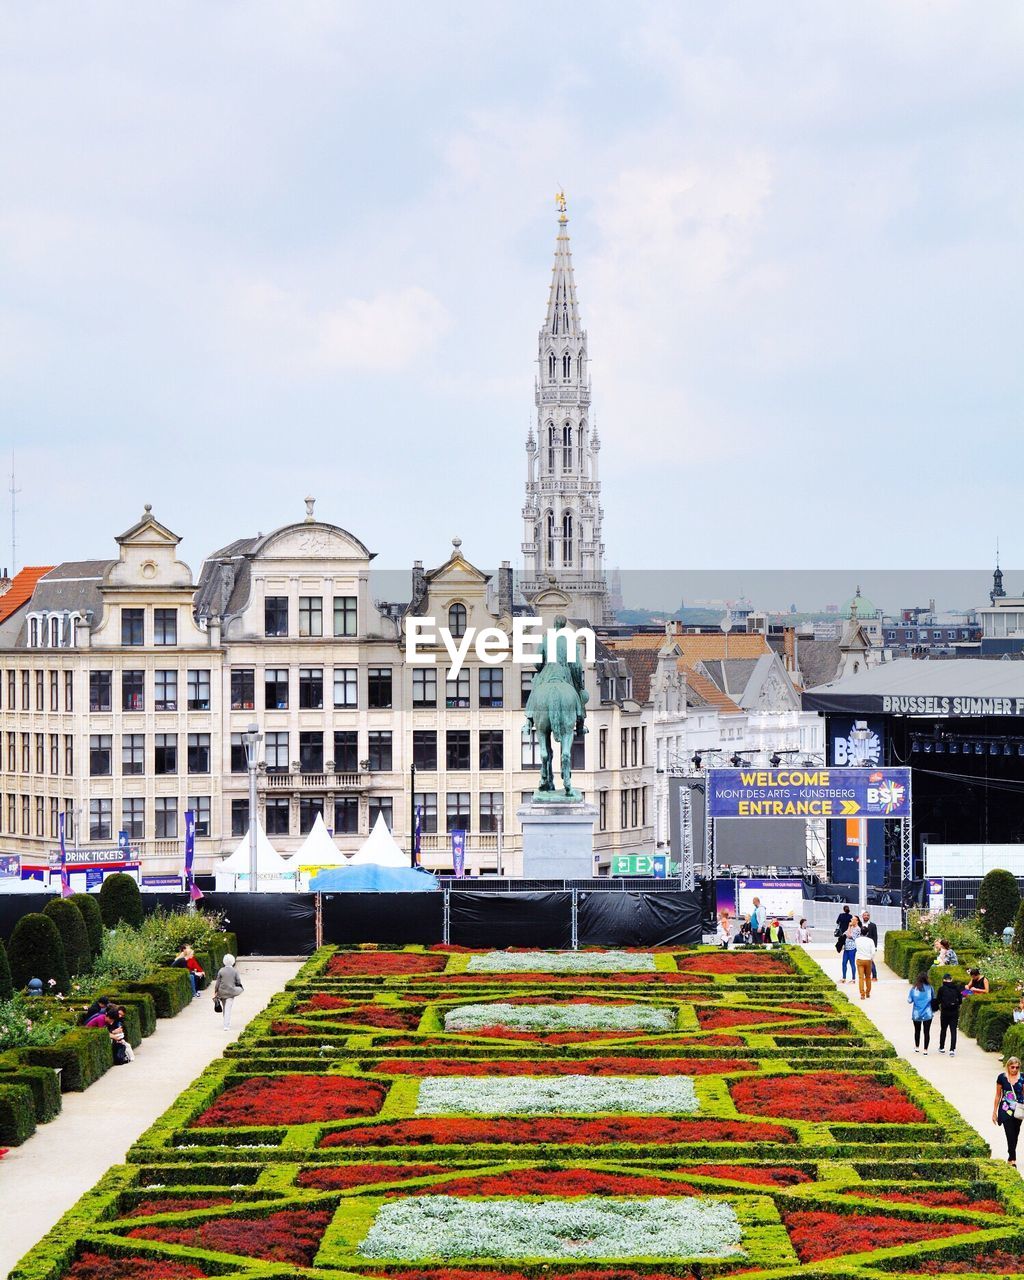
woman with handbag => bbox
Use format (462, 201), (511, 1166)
(993, 1056), (1024, 1165)
(213, 953), (244, 1031)
(907, 972), (935, 1054)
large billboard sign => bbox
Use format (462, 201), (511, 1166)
(707, 767), (911, 820)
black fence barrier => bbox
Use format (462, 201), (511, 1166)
(577, 891), (703, 947)
(0, 894), (54, 942)
(321, 892), (444, 945)
(450, 892), (573, 949)
(198, 893), (317, 955)
(806, 881), (901, 906)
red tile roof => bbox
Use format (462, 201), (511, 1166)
(0, 566), (54, 623)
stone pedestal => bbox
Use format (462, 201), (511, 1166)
(518, 801), (598, 879)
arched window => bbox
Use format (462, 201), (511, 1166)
(49, 616), (61, 648)
(547, 422), (556, 471)
(448, 603), (467, 638)
(562, 422), (573, 470)
(562, 351), (571, 380)
(577, 353), (584, 380)
(28, 617), (39, 648)
(578, 424), (585, 472)
(546, 511), (556, 566)
(548, 351), (556, 381)
(562, 511), (574, 566)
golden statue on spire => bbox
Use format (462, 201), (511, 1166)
(556, 189), (567, 222)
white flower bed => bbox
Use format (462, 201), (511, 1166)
(443, 1002), (675, 1034)
(466, 950), (656, 974)
(359, 1195), (742, 1260)
(414, 1074), (698, 1115)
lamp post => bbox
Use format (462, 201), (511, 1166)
(495, 794), (504, 877)
(242, 723), (263, 893)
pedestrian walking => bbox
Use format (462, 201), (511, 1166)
(936, 973), (963, 1056)
(749, 897), (767, 944)
(834, 903), (853, 955)
(860, 910), (879, 980)
(841, 918), (861, 984)
(908, 973), (935, 1054)
(855, 929), (876, 998)
(214, 953), (244, 1030)
(993, 1056), (1024, 1166)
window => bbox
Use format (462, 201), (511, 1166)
(446, 792), (470, 832)
(299, 796), (324, 834)
(599, 790), (608, 831)
(479, 667), (503, 707)
(412, 667), (436, 707)
(445, 668), (470, 708)
(562, 510), (573, 564)
(368, 667), (392, 709)
(49, 797), (59, 839)
(122, 670), (145, 711)
(571, 732), (585, 770)
(122, 797), (145, 839)
(231, 669), (255, 710)
(265, 731), (289, 772)
(21, 794), (29, 834)
(599, 727), (607, 769)
(122, 733), (144, 775)
(298, 667), (324, 709)
(154, 608), (177, 645)
(630, 727), (638, 767)
(187, 669), (211, 711)
(334, 796), (359, 833)
(333, 730), (358, 773)
(631, 788), (639, 827)
(333, 596), (357, 637)
(65, 670), (73, 711)
(521, 727), (540, 767)
(448, 603), (467, 638)
(479, 792), (502, 833)
(49, 734), (59, 774)
(231, 798), (249, 837)
(7, 793), (15, 832)
(192, 795), (213, 838)
(155, 733), (177, 775)
(479, 729), (503, 770)
(5, 731), (13, 773)
(412, 730), (437, 771)
(154, 669), (177, 711)
(49, 670), (59, 711)
(641, 726), (647, 765)
(620, 790), (628, 829)
(520, 669), (533, 709)
(446, 730), (471, 770)
(64, 735), (73, 774)
(122, 608), (144, 646)
(413, 791), (437, 833)
(90, 734), (112, 776)
(547, 427), (555, 473)
(642, 786), (648, 825)
(187, 733), (210, 774)
(620, 728), (628, 767)
(230, 733), (246, 772)
(155, 797), (177, 839)
(563, 421), (572, 468)
(265, 596), (288, 637)
(90, 798), (112, 842)
(299, 731), (324, 774)
(548, 351), (555, 380)
(7, 670), (14, 707)
(35, 669), (43, 710)
(368, 731), (392, 771)
(298, 596), (323, 637)
(369, 796), (393, 830)
(21, 670), (28, 708)
(333, 667), (357, 708)
(34, 733), (44, 772)
(265, 668), (289, 710)
(562, 352), (571, 380)
(21, 733), (29, 771)
(90, 670), (112, 712)
(265, 796), (290, 836)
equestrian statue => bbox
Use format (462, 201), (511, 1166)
(523, 614), (589, 801)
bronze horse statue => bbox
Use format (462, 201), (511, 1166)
(523, 614), (588, 800)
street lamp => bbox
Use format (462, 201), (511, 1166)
(495, 794), (504, 877)
(242, 723), (263, 893)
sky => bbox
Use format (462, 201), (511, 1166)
(2, 1), (1022, 591)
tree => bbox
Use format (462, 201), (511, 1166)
(6, 913), (70, 993)
(1012, 900), (1024, 955)
(99, 873), (143, 929)
(0, 936), (12, 1001)
(43, 899), (91, 976)
(977, 868), (1021, 937)
(70, 893), (104, 960)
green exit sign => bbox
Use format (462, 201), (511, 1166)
(611, 854), (670, 877)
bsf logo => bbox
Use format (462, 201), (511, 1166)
(866, 773), (906, 814)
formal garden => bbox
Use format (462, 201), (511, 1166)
(8, 939), (1024, 1280)
(0, 875), (236, 1145)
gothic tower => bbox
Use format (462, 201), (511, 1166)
(520, 194), (611, 625)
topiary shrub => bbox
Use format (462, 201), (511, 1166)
(0, 1080), (36, 1144)
(977, 868), (1021, 936)
(43, 898), (91, 977)
(0, 936), (11, 1002)
(6, 913), (70, 993)
(69, 893), (104, 960)
(99, 873), (143, 929)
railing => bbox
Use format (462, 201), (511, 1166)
(418, 832), (498, 851)
(263, 772), (364, 790)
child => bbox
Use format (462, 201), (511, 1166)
(796, 918), (811, 944)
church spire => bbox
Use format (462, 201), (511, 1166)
(544, 191), (581, 338)
(992, 539), (1006, 604)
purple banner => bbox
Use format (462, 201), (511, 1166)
(451, 829), (466, 878)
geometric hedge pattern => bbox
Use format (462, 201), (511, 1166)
(11, 944), (1024, 1279)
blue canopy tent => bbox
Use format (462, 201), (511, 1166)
(309, 864), (438, 893)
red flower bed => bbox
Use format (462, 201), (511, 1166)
(677, 1164), (812, 1187)
(295, 995), (421, 1028)
(328, 952), (448, 975)
(191, 1075), (386, 1127)
(66, 1256), (208, 1280)
(780, 1002), (833, 1012)
(846, 1188), (1004, 1214)
(782, 1211), (975, 1263)
(697, 1007), (801, 1030)
(421, 1169), (701, 1197)
(774, 1025), (845, 1038)
(371, 1056), (755, 1076)
(321, 1116), (793, 1147)
(675, 953), (792, 975)
(731, 1073), (926, 1123)
(298, 1162), (447, 1189)
(270, 1020), (318, 1035)
(125, 1195), (232, 1217)
(906, 1251), (1024, 1274)
(129, 1208), (331, 1266)
(444, 972), (710, 985)
(364, 1271), (694, 1280)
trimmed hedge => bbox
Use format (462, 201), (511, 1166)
(0, 1079), (36, 1144)
(99, 872), (143, 929)
(85, 989), (158, 1038)
(975, 1002), (1016, 1053)
(0, 933), (11, 1000)
(69, 892), (104, 960)
(124, 966), (192, 1018)
(21, 1026), (113, 1091)
(0, 1062), (62, 1123)
(977, 867), (1021, 936)
(883, 929), (922, 976)
(6, 911), (70, 993)
(1002, 1021), (1024, 1061)
(42, 898), (91, 977)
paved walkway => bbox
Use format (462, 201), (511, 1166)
(805, 942), (1006, 1161)
(0, 957), (302, 1277)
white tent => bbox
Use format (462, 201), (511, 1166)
(289, 813), (350, 889)
(214, 820), (295, 892)
(0, 874), (58, 895)
(348, 813), (410, 868)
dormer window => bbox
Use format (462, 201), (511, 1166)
(48, 616), (61, 648)
(448, 603), (467, 638)
(28, 616), (40, 648)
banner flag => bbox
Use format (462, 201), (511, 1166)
(184, 808), (203, 901)
(58, 811), (72, 897)
(414, 806), (422, 867)
(451, 829), (466, 878)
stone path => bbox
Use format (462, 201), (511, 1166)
(0, 957), (302, 1277)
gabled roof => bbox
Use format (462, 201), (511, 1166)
(683, 666), (742, 715)
(615, 647), (659, 703)
(0, 566), (54, 623)
(611, 632), (770, 662)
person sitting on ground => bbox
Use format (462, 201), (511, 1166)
(934, 938), (959, 966)
(796, 917), (811, 944)
(105, 1009), (133, 1064)
(1013, 996), (1024, 1025)
(964, 967), (990, 995)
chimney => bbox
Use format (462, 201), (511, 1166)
(411, 560), (426, 612)
(0, 567), (10, 596)
(783, 626), (796, 672)
(498, 560), (513, 618)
